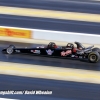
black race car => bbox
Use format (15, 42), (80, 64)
(2, 42), (100, 63)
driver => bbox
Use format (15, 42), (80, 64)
(66, 43), (79, 53)
(66, 43), (74, 48)
(47, 42), (57, 48)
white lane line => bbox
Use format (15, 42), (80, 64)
(0, 98), (19, 100)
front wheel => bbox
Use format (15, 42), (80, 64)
(6, 45), (15, 54)
(88, 51), (100, 63)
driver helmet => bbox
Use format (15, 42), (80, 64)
(48, 42), (57, 48)
(67, 43), (74, 48)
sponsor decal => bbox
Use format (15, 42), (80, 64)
(61, 50), (72, 56)
(0, 28), (31, 38)
(36, 46), (44, 48)
(79, 56), (83, 58)
(77, 50), (84, 55)
(46, 49), (54, 55)
(31, 50), (40, 54)
(75, 56), (78, 58)
(15, 50), (20, 53)
(71, 55), (75, 57)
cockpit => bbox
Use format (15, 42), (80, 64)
(47, 42), (57, 48)
(66, 43), (74, 48)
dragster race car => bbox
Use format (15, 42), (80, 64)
(2, 42), (100, 63)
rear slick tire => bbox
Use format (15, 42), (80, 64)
(88, 51), (100, 63)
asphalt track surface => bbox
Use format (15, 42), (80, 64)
(0, 14), (100, 34)
(0, 41), (100, 71)
(0, 0), (100, 14)
(0, 74), (100, 100)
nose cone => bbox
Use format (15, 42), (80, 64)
(2, 49), (6, 53)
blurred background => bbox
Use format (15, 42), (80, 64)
(0, 0), (100, 100)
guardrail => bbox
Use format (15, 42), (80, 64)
(0, 26), (100, 45)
